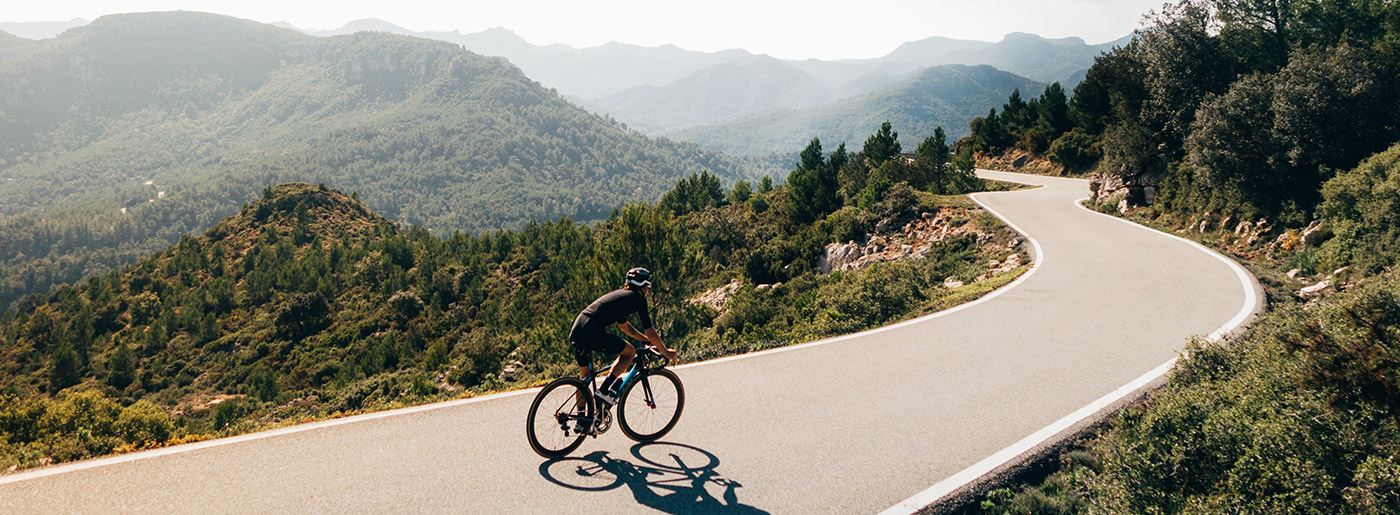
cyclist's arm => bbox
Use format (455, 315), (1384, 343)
(642, 327), (677, 365)
(619, 321), (647, 341)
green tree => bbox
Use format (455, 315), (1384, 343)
(915, 128), (951, 192)
(786, 138), (840, 223)
(1001, 89), (1034, 129)
(728, 180), (752, 203)
(49, 342), (82, 393)
(107, 340), (135, 390)
(1037, 82), (1073, 137)
(970, 109), (1009, 152)
(247, 366), (279, 402)
(862, 121), (901, 168)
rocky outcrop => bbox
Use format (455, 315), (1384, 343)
(817, 208), (1024, 276)
(817, 210), (984, 273)
(688, 279), (743, 312)
(1088, 168), (1164, 213)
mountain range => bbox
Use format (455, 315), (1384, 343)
(279, 19), (1129, 134)
(3, 16), (1129, 152)
(0, 12), (762, 311)
(670, 64), (1046, 156)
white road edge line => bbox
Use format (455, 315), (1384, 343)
(0, 177), (1054, 486)
(880, 175), (1261, 515)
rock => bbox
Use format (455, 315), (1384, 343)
(1286, 269), (1301, 279)
(1117, 198), (1131, 213)
(688, 278), (744, 310)
(1234, 220), (1252, 235)
(943, 277), (964, 288)
(498, 360), (525, 382)
(900, 244), (912, 254)
(1199, 220), (1210, 233)
(922, 211), (936, 220)
(756, 284), (771, 292)
(1299, 280), (1331, 297)
(818, 242), (863, 273)
(1012, 155), (1029, 169)
(875, 219), (890, 234)
(1300, 220), (1330, 247)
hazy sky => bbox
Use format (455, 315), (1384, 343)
(5, 0), (1166, 60)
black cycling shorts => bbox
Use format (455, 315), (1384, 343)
(571, 331), (629, 368)
(569, 313), (631, 367)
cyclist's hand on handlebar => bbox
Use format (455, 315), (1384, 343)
(662, 348), (678, 365)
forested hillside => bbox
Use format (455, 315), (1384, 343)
(966, 1), (1400, 512)
(0, 121), (1022, 470)
(0, 12), (771, 313)
(670, 65), (1043, 156)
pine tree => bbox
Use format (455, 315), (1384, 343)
(108, 340), (135, 390)
(862, 121), (902, 168)
(49, 342), (82, 393)
(916, 127), (952, 193)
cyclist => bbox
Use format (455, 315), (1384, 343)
(569, 267), (679, 408)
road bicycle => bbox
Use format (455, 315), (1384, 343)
(527, 346), (684, 458)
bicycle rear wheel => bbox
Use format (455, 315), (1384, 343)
(527, 377), (593, 458)
(618, 369), (684, 442)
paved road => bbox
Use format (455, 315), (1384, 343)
(0, 171), (1257, 514)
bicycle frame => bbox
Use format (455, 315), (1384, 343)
(575, 347), (664, 433)
(586, 346), (660, 400)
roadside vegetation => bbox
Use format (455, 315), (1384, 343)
(0, 122), (1026, 471)
(965, 0), (1400, 513)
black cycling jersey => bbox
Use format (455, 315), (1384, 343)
(568, 288), (652, 367)
(575, 288), (653, 333)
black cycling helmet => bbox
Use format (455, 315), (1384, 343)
(625, 267), (653, 289)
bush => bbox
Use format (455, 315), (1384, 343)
(1319, 142), (1400, 275)
(1079, 271), (1400, 513)
(116, 400), (175, 444)
(274, 291), (331, 340)
(1048, 130), (1101, 171)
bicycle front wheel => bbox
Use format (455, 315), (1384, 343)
(527, 377), (592, 458)
(618, 369), (684, 442)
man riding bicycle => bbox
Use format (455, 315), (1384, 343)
(569, 267), (678, 406)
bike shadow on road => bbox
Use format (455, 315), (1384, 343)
(538, 442), (768, 514)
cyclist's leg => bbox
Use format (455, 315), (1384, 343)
(603, 337), (636, 381)
(570, 341), (593, 408)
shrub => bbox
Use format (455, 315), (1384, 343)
(1319, 142), (1400, 274)
(116, 401), (175, 444)
(274, 291), (331, 340)
(1048, 130), (1101, 172)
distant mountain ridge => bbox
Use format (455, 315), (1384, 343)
(254, 19), (1128, 132)
(0, 18), (88, 39)
(3, 17), (1129, 137)
(669, 65), (1046, 156)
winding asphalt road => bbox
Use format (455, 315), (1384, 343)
(0, 171), (1258, 514)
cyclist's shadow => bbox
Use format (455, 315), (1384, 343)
(539, 442), (768, 514)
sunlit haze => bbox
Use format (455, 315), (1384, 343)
(6, 0), (1162, 60)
